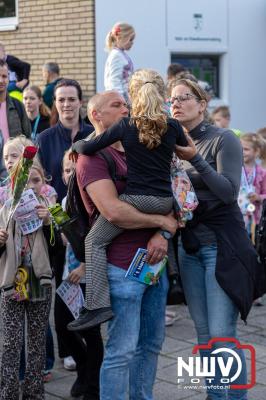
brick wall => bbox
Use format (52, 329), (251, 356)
(1, 0), (96, 104)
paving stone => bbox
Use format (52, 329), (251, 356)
(157, 355), (177, 370)
(45, 373), (75, 399)
(247, 384), (266, 400)
(0, 300), (265, 399)
(241, 333), (266, 347)
(153, 380), (204, 400)
(161, 336), (193, 355)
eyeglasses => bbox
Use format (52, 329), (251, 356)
(170, 93), (199, 105)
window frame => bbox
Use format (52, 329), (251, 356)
(170, 53), (220, 99)
(0, 0), (18, 31)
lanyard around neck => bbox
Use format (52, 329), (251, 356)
(241, 165), (256, 191)
(31, 114), (41, 143)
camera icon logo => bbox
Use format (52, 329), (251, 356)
(177, 337), (256, 390)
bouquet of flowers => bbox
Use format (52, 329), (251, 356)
(7, 146), (38, 224)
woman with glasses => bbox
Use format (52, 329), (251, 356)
(171, 79), (264, 400)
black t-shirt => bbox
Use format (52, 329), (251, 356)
(30, 115), (50, 134)
(30, 115), (50, 143)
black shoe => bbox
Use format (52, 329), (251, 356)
(67, 307), (114, 331)
(70, 376), (88, 398)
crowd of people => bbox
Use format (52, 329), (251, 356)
(0, 20), (265, 400)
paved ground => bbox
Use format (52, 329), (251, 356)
(1, 297), (266, 399)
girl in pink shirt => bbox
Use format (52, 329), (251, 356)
(238, 133), (266, 239)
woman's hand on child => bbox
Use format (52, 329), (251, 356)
(175, 132), (197, 161)
(0, 229), (8, 245)
(35, 204), (51, 225)
(68, 263), (85, 284)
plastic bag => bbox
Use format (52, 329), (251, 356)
(171, 154), (198, 222)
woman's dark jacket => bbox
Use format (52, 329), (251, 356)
(180, 121), (266, 321)
(181, 202), (266, 321)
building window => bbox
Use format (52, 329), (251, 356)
(0, 0), (18, 31)
(171, 54), (220, 98)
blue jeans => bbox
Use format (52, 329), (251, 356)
(100, 263), (168, 400)
(179, 244), (247, 400)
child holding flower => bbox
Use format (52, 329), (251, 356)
(0, 136), (56, 400)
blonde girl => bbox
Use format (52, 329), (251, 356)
(0, 136), (57, 207)
(238, 133), (266, 236)
(69, 69), (187, 331)
(104, 22), (135, 103)
(0, 136), (55, 399)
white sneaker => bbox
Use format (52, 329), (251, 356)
(63, 356), (76, 371)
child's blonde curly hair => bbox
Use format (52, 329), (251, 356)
(129, 69), (167, 150)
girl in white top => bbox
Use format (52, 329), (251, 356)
(104, 22), (135, 103)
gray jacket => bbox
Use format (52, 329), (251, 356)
(6, 94), (31, 138)
(0, 203), (52, 297)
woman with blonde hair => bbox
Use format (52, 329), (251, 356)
(69, 68), (187, 331)
(104, 22), (135, 103)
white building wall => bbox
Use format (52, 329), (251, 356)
(95, 0), (266, 131)
(227, 0), (266, 131)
